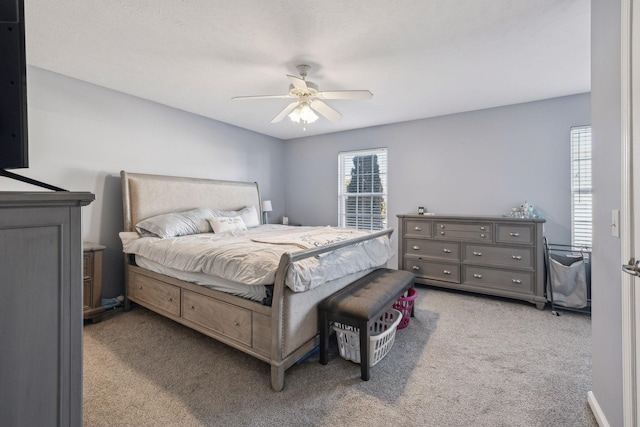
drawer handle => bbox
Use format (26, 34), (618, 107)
(412, 245), (420, 250)
(189, 305), (195, 310)
(480, 233), (486, 238)
(443, 270), (451, 275)
(234, 321), (240, 327)
(138, 286), (143, 289)
(512, 255), (523, 260)
(414, 226), (422, 231)
(168, 297), (173, 302)
(440, 224), (445, 229)
(480, 226), (486, 231)
(443, 248), (452, 253)
(473, 273), (483, 279)
(412, 265), (421, 271)
(509, 232), (520, 237)
(512, 279), (522, 284)
(440, 231), (445, 235)
(473, 251), (483, 256)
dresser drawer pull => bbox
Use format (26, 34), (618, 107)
(480, 233), (486, 238)
(479, 226), (486, 231)
(168, 297), (173, 302)
(443, 248), (452, 253)
(440, 231), (445, 235)
(412, 265), (421, 271)
(189, 305), (195, 310)
(443, 270), (451, 275)
(473, 251), (483, 256)
(473, 273), (483, 279)
(412, 245), (421, 250)
(440, 224), (445, 229)
(511, 255), (523, 260)
(413, 226), (422, 231)
(512, 279), (522, 284)
(509, 232), (520, 237)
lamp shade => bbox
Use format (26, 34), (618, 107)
(262, 200), (272, 212)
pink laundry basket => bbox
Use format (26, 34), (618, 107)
(393, 287), (418, 329)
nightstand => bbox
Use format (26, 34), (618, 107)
(83, 242), (106, 323)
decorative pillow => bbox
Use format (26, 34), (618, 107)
(208, 216), (247, 233)
(211, 205), (260, 228)
(135, 207), (214, 238)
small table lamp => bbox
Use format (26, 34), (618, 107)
(262, 200), (272, 224)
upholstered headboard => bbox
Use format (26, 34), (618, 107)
(121, 171), (262, 232)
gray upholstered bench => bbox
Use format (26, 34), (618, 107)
(318, 268), (415, 381)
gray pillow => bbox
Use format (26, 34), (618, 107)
(135, 207), (214, 238)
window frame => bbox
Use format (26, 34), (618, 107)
(338, 148), (388, 231)
(570, 125), (592, 247)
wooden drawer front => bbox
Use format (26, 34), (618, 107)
(435, 222), (492, 241)
(252, 312), (271, 356)
(83, 278), (92, 309)
(83, 253), (93, 279)
(182, 290), (252, 346)
(404, 219), (432, 237)
(129, 274), (180, 316)
(463, 266), (533, 292)
(464, 245), (533, 269)
(405, 239), (460, 261)
(496, 224), (533, 245)
(404, 257), (460, 283)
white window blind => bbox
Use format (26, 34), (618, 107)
(571, 126), (592, 247)
(338, 148), (388, 231)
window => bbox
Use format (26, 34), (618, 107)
(570, 126), (592, 247)
(338, 148), (388, 230)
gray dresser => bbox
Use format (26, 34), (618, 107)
(397, 214), (546, 309)
(0, 191), (94, 426)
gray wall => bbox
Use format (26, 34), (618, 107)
(591, 0), (623, 425)
(0, 66), (286, 299)
(284, 94), (590, 268)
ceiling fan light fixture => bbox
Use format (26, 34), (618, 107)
(288, 102), (318, 124)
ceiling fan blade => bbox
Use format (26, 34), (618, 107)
(316, 90), (373, 100)
(271, 101), (300, 123)
(287, 75), (308, 91)
(232, 94), (293, 100)
(310, 100), (342, 122)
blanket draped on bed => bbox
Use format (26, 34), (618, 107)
(120, 225), (393, 292)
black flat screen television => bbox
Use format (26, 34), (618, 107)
(0, 0), (28, 170)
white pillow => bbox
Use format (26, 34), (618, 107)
(211, 206), (260, 228)
(208, 216), (247, 233)
(135, 207), (214, 238)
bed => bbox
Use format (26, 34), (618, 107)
(119, 171), (394, 391)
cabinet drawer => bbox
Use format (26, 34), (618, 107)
(129, 274), (180, 316)
(405, 239), (460, 261)
(496, 224), (533, 245)
(435, 222), (492, 241)
(83, 253), (93, 279)
(463, 266), (533, 292)
(404, 257), (460, 283)
(404, 219), (432, 237)
(182, 290), (252, 346)
(463, 244), (533, 269)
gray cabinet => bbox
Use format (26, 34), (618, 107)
(0, 192), (94, 426)
(397, 214), (546, 309)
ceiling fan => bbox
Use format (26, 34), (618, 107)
(232, 64), (373, 128)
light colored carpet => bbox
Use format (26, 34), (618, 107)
(83, 286), (596, 427)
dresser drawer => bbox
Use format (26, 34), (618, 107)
(83, 252), (93, 279)
(496, 224), (534, 245)
(404, 257), (460, 283)
(463, 266), (533, 293)
(129, 274), (180, 316)
(435, 222), (492, 242)
(463, 244), (533, 269)
(405, 239), (460, 261)
(182, 290), (252, 346)
(404, 219), (432, 237)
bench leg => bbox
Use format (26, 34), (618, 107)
(360, 320), (371, 381)
(319, 310), (329, 365)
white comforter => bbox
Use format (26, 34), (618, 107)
(120, 225), (393, 292)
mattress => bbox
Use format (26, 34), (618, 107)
(120, 225), (393, 292)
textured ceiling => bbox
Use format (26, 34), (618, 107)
(24, 0), (590, 140)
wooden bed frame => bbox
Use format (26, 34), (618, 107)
(120, 171), (393, 391)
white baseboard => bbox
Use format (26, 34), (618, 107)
(588, 391), (610, 427)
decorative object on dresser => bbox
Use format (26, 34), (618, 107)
(83, 242), (106, 323)
(0, 191), (94, 426)
(397, 214), (546, 309)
